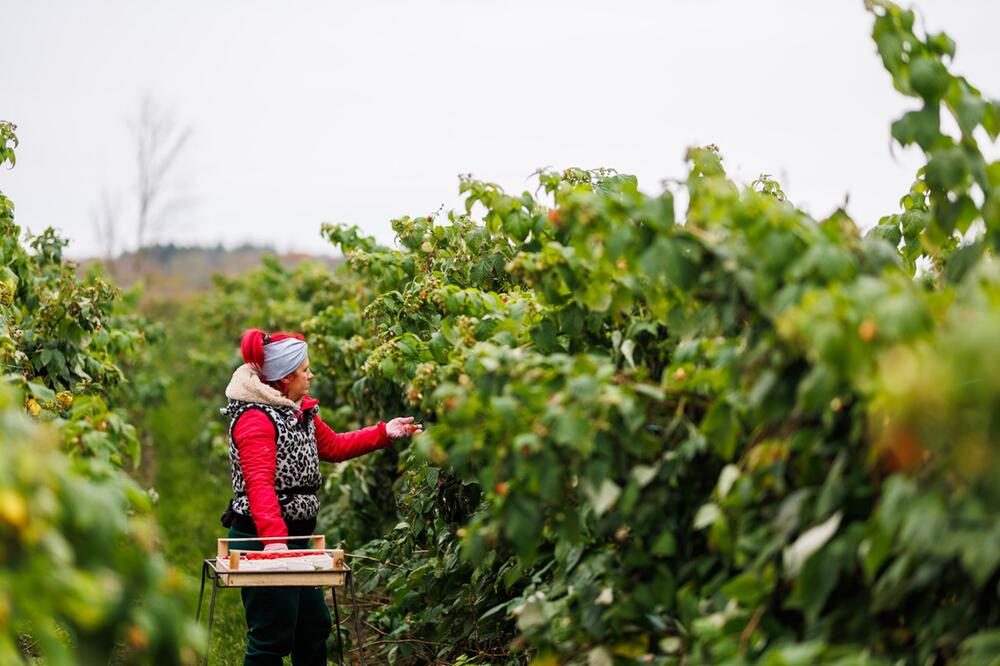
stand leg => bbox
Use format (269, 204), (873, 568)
(331, 586), (343, 666)
(196, 561), (208, 623)
(203, 578), (219, 666)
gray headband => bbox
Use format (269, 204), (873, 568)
(260, 338), (308, 381)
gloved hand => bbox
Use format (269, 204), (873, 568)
(263, 542), (288, 552)
(386, 416), (423, 439)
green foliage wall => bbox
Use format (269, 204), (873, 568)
(1, 122), (200, 663)
(10, 1), (990, 663)
(191, 4), (1000, 664)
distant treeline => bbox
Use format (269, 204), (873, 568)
(82, 243), (343, 302)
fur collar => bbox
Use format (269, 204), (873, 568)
(225, 363), (301, 410)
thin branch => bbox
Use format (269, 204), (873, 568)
(740, 605), (765, 653)
(345, 552), (401, 568)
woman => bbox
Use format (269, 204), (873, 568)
(220, 328), (421, 665)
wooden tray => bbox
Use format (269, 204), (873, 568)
(212, 535), (348, 588)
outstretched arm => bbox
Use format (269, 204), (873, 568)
(314, 414), (423, 462)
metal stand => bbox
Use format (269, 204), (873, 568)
(196, 559), (365, 666)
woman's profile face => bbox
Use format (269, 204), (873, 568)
(281, 355), (314, 401)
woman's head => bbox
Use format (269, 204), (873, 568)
(240, 328), (313, 401)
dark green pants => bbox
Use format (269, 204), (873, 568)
(227, 527), (331, 666)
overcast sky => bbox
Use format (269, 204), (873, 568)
(3, 1), (999, 259)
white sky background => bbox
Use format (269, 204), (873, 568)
(2, 0), (999, 259)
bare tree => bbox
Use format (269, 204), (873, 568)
(130, 95), (193, 269)
(91, 189), (121, 272)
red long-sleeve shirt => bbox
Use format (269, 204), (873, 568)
(233, 396), (390, 539)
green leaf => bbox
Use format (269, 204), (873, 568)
(504, 495), (542, 558)
(891, 105), (940, 150)
(866, 222), (902, 247)
(958, 630), (1000, 666)
(796, 364), (837, 413)
(925, 147), (969, 192)
(531, 318), (558, 352)
(42, 348), (66, 373)
(954, 88), (986, 137)
(788, 546), (840, 626)
(945, 241), (985, 282)
(957, 522), (1000, 587)
(897, 489), (947, 547)
(982, 100), (1000, 140)
(26, 381), (57, 403)
(909, 56), (950, 101)
(639, 237), (695, 289)
(558, 305), (584, 338)
(721, 571), (773, 606)
(760, 641), (824, 666)
(650, 531), (677, 557)
(551, 412), (588, 446)
(555, 539), (583, 572)
(504, 211), (531, 243)
(928, 31), (957, 58)
(860, 523), (892, 582)
(701, 401), (739, 460)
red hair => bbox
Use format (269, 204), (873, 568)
(240, 328), (307, 371)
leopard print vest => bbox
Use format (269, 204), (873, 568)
(223, 400), (323, 522)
